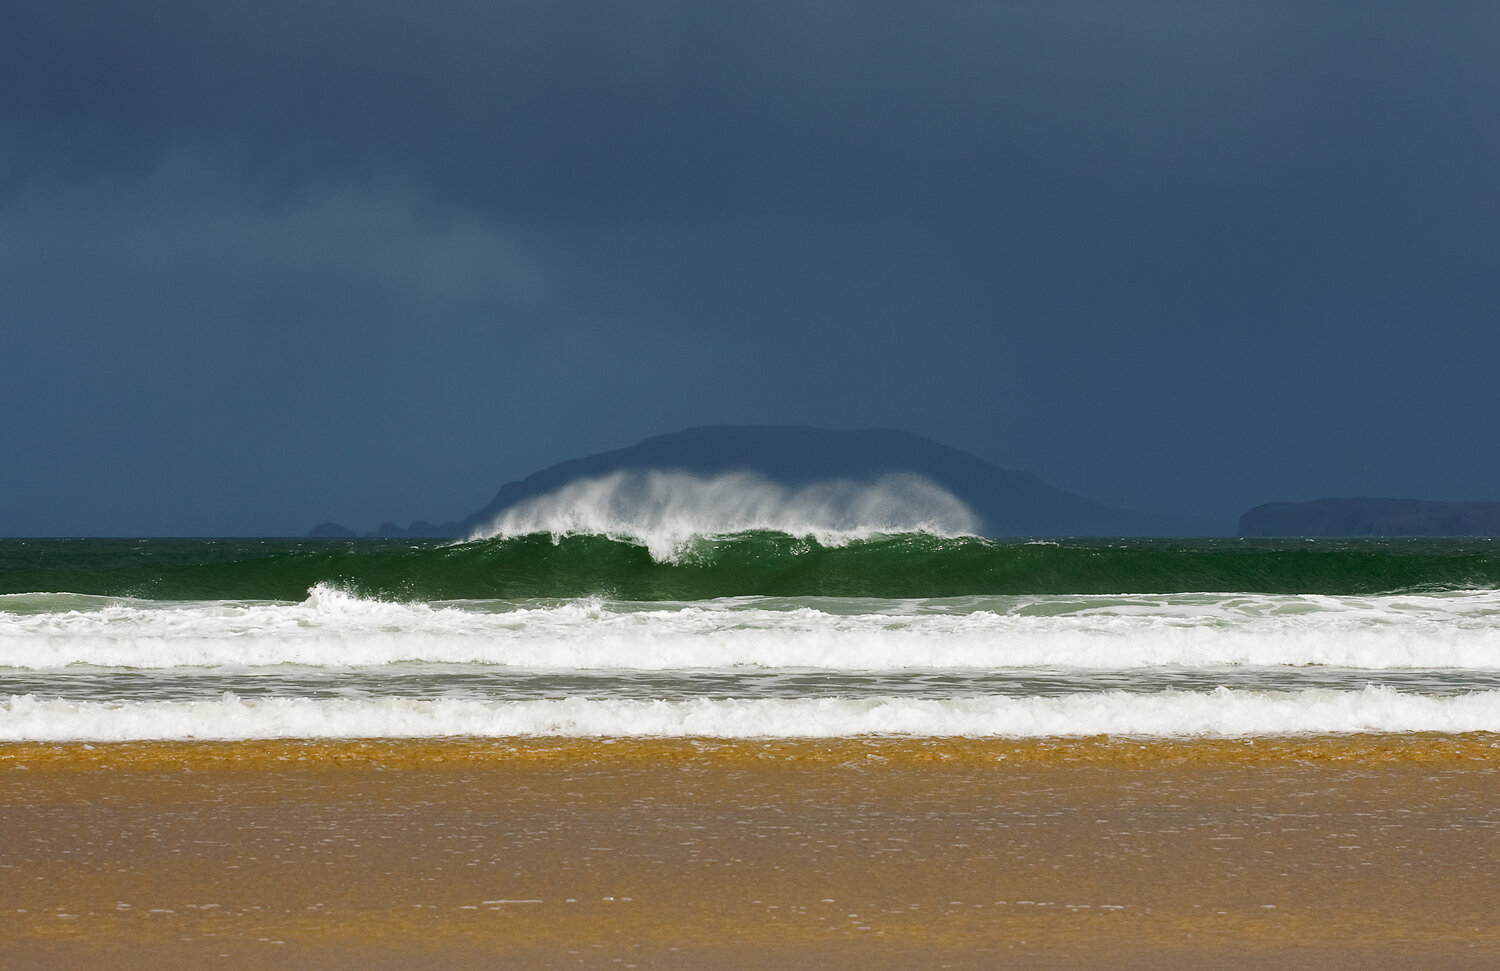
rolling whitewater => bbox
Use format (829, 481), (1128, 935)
(4, 474), (1500, 742)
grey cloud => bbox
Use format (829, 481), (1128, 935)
(4, 170), (550, 304)
(3, 1), (1500, 534)
(6, 1), (1497, 219)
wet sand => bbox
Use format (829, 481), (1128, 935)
(3, 736), (1500, 968)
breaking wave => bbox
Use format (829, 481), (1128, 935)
(4, 583), (1500, 671)
(467, 471), (980, 560)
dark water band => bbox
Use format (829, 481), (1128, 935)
(3, 535), (1499, 601)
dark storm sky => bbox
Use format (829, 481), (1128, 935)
(3, 1), (1497, 535)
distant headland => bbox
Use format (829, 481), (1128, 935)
(310, 425), (1231, 539)
(1239, 498), (1500, 537)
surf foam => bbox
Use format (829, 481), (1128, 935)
(4, 587), (1500, 671)
(4, 686), (1499, 740)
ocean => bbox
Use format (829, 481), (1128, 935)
(5, 531), (1500, 743)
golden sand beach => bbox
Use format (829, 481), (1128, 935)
(3, 736), (1499, 968)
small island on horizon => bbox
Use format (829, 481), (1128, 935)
(310, 425), (1229, 540)
(311, 425), (1500, 541)
(310, 425), (1500, 540)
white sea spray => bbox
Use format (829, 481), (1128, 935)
(467, 470), (980, 560)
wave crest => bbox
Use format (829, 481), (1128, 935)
(467, 471), (980, 560)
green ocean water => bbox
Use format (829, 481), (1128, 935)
(2, 535), (1496, 602)
(6, 534), (1500, 741)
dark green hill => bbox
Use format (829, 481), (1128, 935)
(348, 426), (1227, 538)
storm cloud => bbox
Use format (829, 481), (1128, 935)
(4, 1), (1498, 534)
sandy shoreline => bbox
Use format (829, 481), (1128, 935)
(4, 736), (1500, 967)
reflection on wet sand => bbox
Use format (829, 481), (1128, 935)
(3, 736), (1499, 968)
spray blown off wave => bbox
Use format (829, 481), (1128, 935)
(467, 471), (980, 559)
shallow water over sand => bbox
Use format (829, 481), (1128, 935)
(4, 737), (1500, 968)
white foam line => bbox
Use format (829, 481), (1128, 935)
(4, 586), (1500, 671)
(4, 687), (1500, 741)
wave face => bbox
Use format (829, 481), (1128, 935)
(4, 536), (1499, 603)
(468, 471), (981, 559)
(4, 537), (1500, 741)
